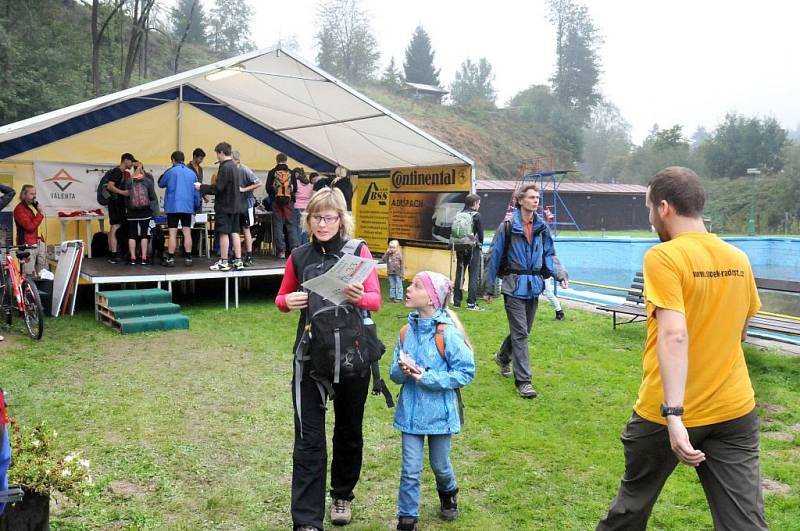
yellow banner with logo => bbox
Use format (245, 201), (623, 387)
(389, 165), (471, 193)
(354, 173), (390, 252)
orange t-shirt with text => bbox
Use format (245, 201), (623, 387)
(633, 232), (761, 427)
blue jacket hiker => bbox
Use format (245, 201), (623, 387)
(390, 271), (475, 531)
(483, 184), (558, 399)
(158, 159), (200, 214)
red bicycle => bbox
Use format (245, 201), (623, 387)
(1, 244), (45, 340)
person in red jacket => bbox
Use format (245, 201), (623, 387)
(13, 185), (48, 278)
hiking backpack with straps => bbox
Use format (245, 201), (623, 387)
(399, 323), (466, 427)
(96, 169), (115, 206)
(293, 239), (393, 436)
(273, 169), (292, 205)
(129, 179), (150, 210)
(450, 210), (477, 248)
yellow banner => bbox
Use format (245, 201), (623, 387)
(389, 165), (471, 193)
(354, 174), (390, 252)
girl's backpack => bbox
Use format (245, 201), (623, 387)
(129, 179), (150, 210)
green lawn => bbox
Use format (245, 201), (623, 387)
(2, 283), (799, 530)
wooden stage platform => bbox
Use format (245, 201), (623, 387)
(80, 256), (287, 312)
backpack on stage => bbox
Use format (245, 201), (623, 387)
(96, 170), (115, 206)
(450, 210), (477, 248)
(129, 180), (150, 210)
(293, 239), (393, 436)
(273, 169), (292, 206)
(399, 323), (465, 427)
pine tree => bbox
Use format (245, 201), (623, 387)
(171, 0), (206, 45)
(403, 25), (440, 86)
(381, 57), (403, 91)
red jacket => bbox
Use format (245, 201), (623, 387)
(13, 202), (44, 245)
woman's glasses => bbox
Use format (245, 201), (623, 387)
(311, 215), (340, 225)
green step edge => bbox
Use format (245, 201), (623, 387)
(111, 303), (181, 319)
(98, 288), (172, 306)
(117, 314), (190, 334)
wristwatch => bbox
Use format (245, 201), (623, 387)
(660, 404), (684, 417)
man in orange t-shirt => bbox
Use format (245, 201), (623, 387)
(597, 167), (767, 531)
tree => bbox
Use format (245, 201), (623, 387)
(450, 58), (496, 108)
(697, 113), (789, 177)
(508, 84), (585, 159)
(91, 0), (127, 95)
(315, 0), (379, 84)
(547, 0), (602, 125)
(120, 0), (158, 89)
(170, 0), (206, 45)
(690, 126), (709, 149)
(381, 56), (403, 91)
(578, 99), (632, 181)
(620, 124), (692, 183)
(208, 0), (255, 57)
(403, 25), (439, 86)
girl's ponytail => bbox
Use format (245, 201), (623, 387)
(445, 307), (473, 352)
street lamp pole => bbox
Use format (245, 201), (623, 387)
(746, 168), (760, 236)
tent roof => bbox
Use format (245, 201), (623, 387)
(0, 48), (473, 172)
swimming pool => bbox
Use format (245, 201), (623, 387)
(552, 236), (800, 316)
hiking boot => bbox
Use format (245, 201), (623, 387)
(397, 516), (419, 531)
(555, 310), (565, 321)
(163, 256), (175, 267)
(184, 256), (193, 267)
(210, 259), (230, 272)
(494, 352), (511, 378)
(107, 253), (120, 264)
(467, 303), (484, 311)
(330, 498), (352, 526)
(233, 258), (244, 271)
(517, 382), (538, 399)
(438, 488), (459, 521)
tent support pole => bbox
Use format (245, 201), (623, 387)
(177, 85), (184, 151)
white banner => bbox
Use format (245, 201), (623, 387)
(34, 162), (169, 213)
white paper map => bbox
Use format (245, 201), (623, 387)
(301, 254), (377, 305)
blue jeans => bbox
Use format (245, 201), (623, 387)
(389, 274), (404, 300)
(397, 433), (457, 518)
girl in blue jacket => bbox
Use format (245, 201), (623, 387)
(390, 271), (475, 531)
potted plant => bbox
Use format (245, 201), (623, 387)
(1, 420), (92, 531)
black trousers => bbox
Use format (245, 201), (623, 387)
(597, 409), (767, 531)
(453, 246), (481, 306)
(291, 370), (370, 530)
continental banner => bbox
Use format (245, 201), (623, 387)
(389, 165), (471, 248)
(354, 172), (390, 252)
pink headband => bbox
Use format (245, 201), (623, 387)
(417, 271), (453, 310)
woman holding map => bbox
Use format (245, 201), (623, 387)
(275, 187), (382, 531)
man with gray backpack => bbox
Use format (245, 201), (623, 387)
(450, 194), (484, 310)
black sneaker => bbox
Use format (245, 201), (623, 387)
(129, 257), (138, 266)
(184, 256), (193, 267)
(232, 258), (244, 271)
(555, 310), (565, 321)
(163, 256), (175, 268)
(141, 256), (151, 266)
(438, 488), (459, 521)
(397, 516), (419, 531)
(517, 382), (538, 399)
(243, 255), (254, 267)
(494, 352), (511, 378)
(467, 303), (484, 311)
(107, 254), (120, 264)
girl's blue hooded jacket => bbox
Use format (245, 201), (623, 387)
(390, 309), (475, 435)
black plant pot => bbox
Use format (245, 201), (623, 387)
(0, 489), (50, 531)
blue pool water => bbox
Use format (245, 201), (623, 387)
(553, 236), (800, 316)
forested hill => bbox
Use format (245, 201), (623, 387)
(359, 85), (575, 179)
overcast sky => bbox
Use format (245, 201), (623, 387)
(219, 0), (800, 144)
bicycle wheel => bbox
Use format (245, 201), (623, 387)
(21, 278), (44, 340)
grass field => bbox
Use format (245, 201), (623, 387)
(1, 282), (799, 530)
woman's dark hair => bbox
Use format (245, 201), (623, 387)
(648, 167), (705, 217)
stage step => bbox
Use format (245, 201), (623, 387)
(99, 302), (181, 321)
(96, 288), (189, 334)
(96, 288), (172, 307)
(100, 313), (190, 334)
